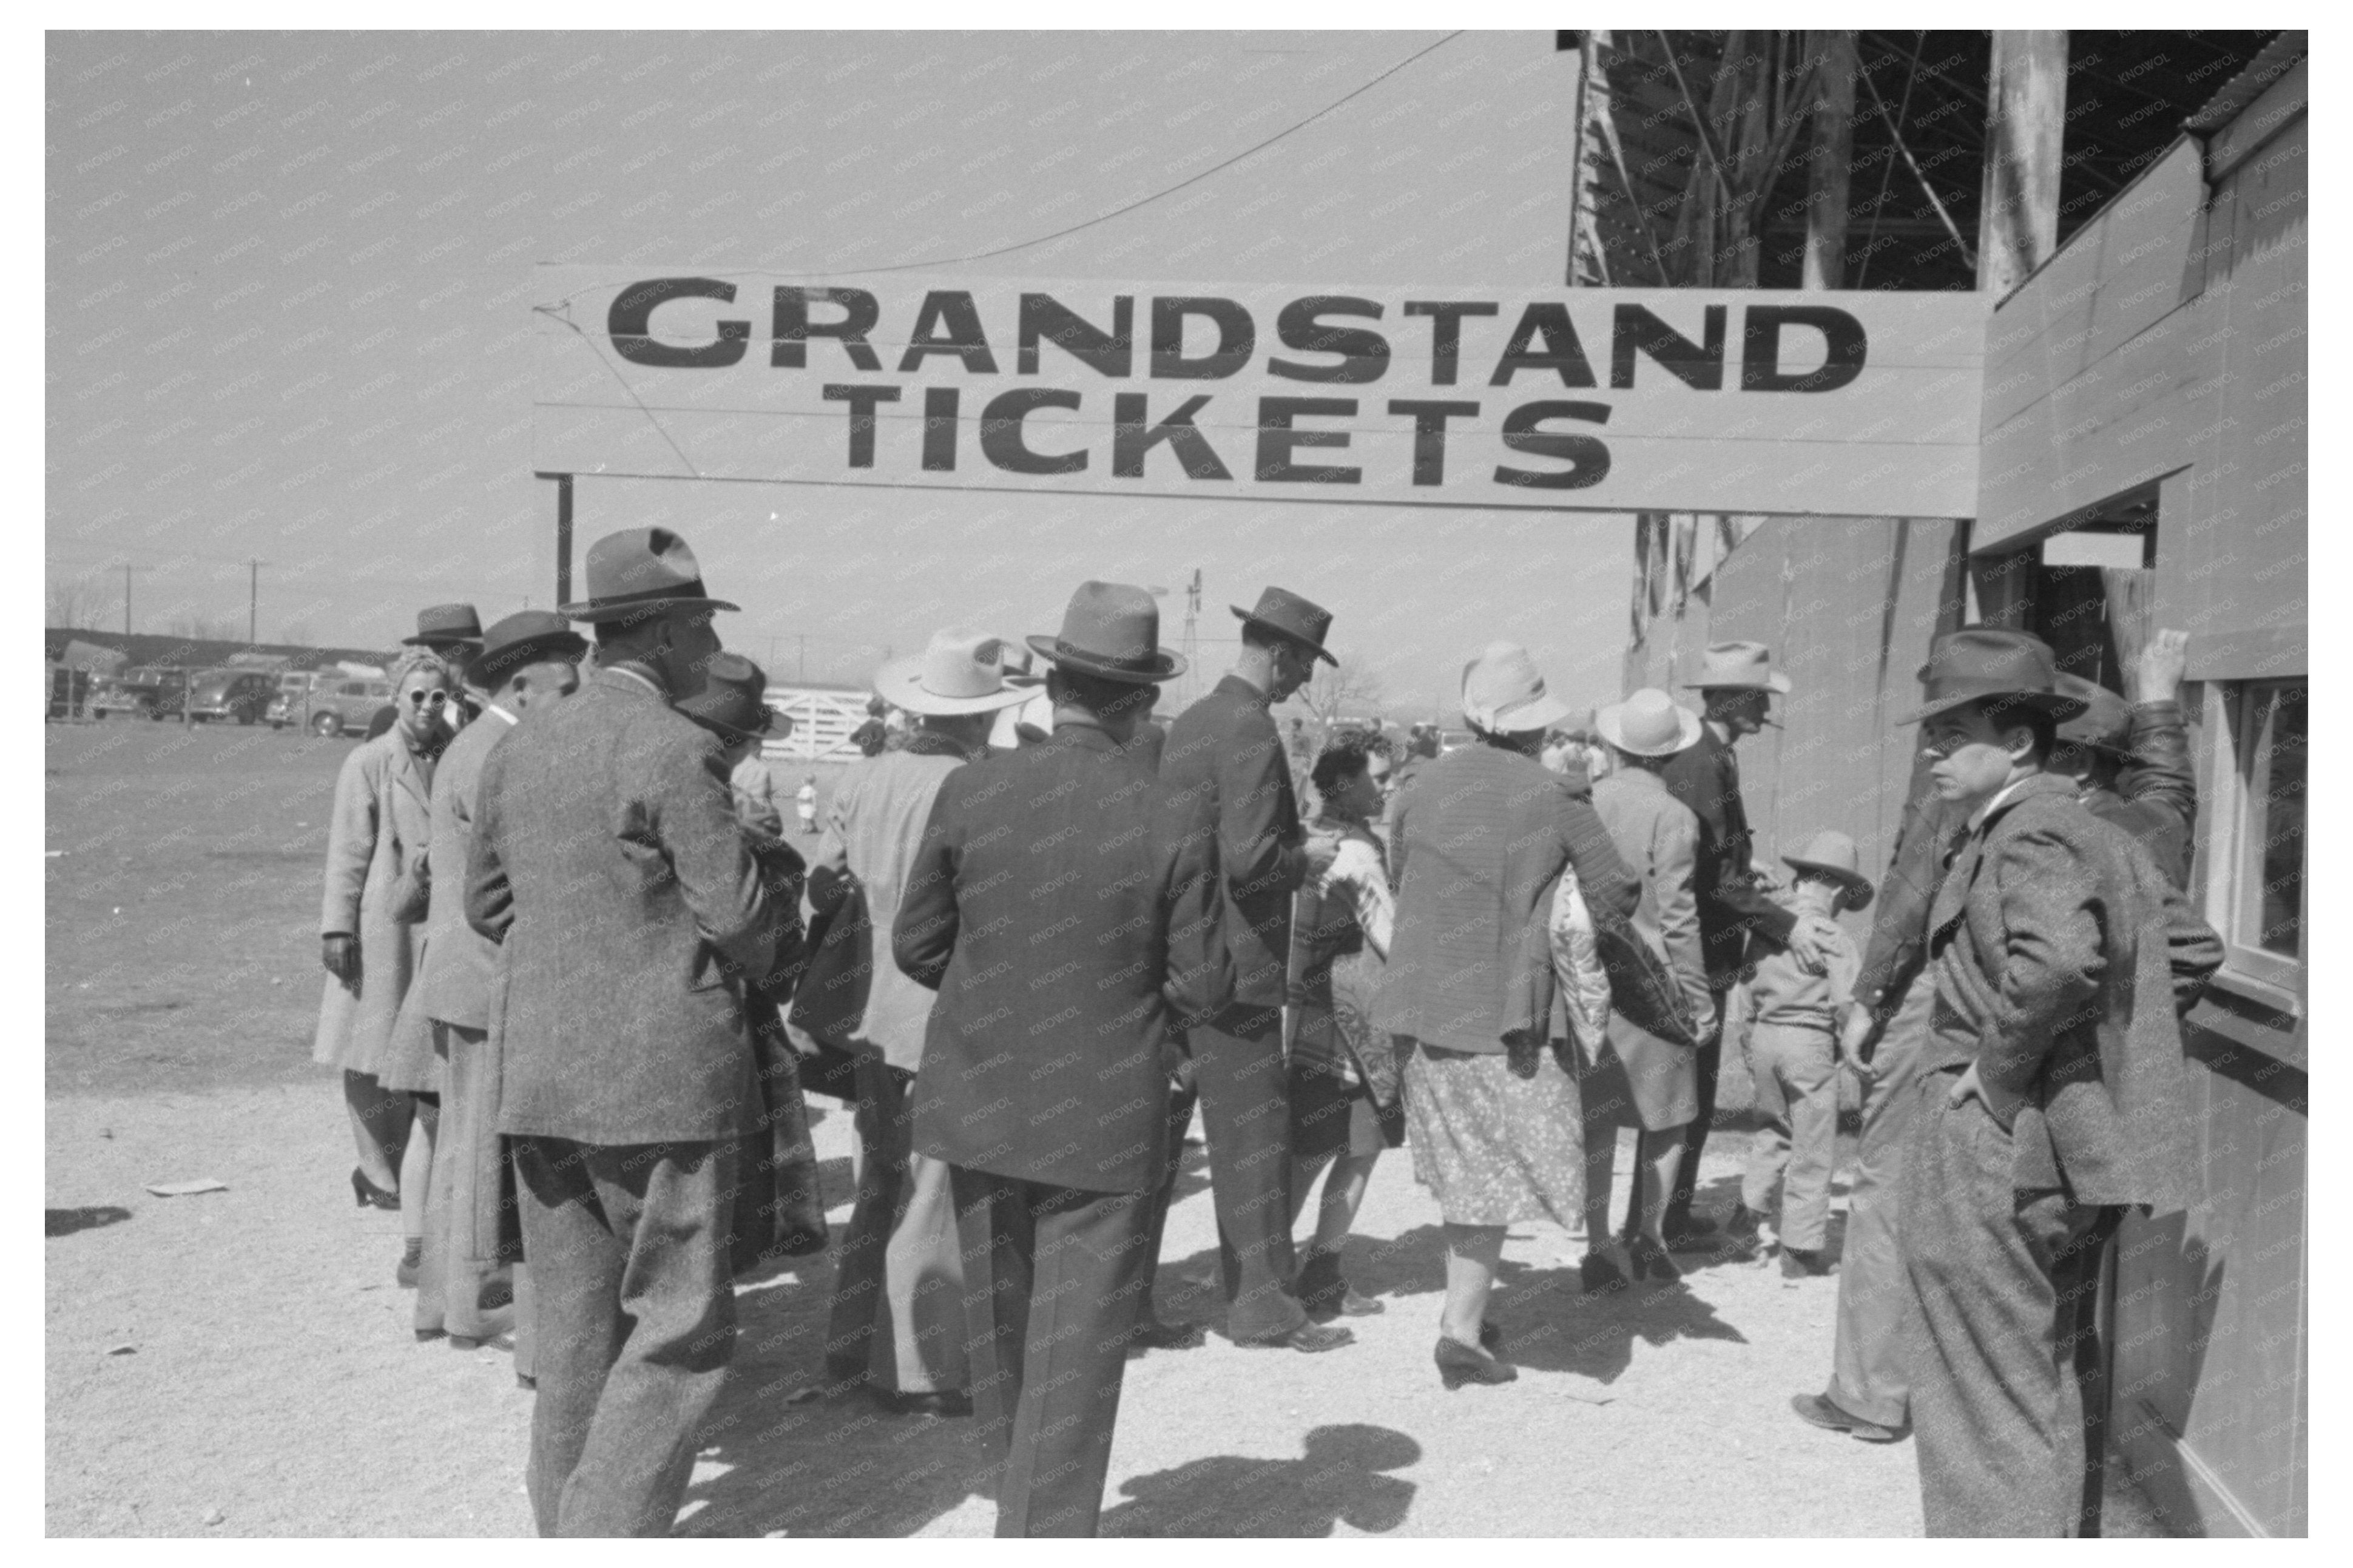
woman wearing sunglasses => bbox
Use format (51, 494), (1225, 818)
(312, 646), (457, 1296)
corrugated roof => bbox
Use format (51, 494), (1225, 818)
(2183, 30), (2305, 131)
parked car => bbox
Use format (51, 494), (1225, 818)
(90, 666), (188, 721)
(266, 671), (323, 730)
(1437, 728), (1475, 755)
(185, 668), (278, 725)
(297, 677), (396, 737)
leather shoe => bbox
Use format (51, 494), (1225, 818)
(1781, 1247), (1837, 1278)
(1131, 1317), (1207, 1351)
(872, 1387), (973, 1418)
(1791, 1392), (1902, 1443)
(1235, 1320), (1354, 1353)
(1436, 1335), (1517, 1389)
(1661, 1213), (1721, 1251)
(1579, 1249), (1629, 1294)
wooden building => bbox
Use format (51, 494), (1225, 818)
(1623, 38), (2306, 1536)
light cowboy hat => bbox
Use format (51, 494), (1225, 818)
(558, 527), (741, 623)
(1781, 828), (1875, 911)
(1595, 689), (1704, 757)
(1231, 586), (1339, 666)
(677, 652), (784, 742)
(875, 632), (1039, 717)
(1027, 580), (1187, 685)
(1460, 641), (1573, 734)
(1896, 627), (2088, 726)
(1681, 641), (1792, 694)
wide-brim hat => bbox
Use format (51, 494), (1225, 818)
(1027, 580), (1186, 685)
(1681, 640), (1792, 694)
(1781, 828), (1875, 910)
(1231, 586), (1337, 666)
(1461, 641), (1572, 735)
(2054, 673), (2132, 754)
(677, 652), (779, 740)
(559, 527), (740, 623)
(1896, 627), (2088, 726)
(403, 603), (484, 647)
(876, 632), (1038, 716)
(1595, 689), (1703, 757)
(471, 610), (589, 684)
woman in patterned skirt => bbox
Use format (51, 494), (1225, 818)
(1376, 644), (1639, 1388)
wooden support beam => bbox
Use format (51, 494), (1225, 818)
(1978, 30), (2068, 296)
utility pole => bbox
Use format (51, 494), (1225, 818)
(247, 558), (265, 646)
(1803, 31), (1857, 289)
(1978, 31), (2067, 297)
(797, 635), (807, 684)
(123, 562), (135, 635)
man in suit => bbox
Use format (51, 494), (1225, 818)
(894, 581), (1190, 1537)
(416, 611), (586, 1374)
(1895, 629), (2220, 1536)
(1153, 587), (1346, 1352)
(1659, 641), (1840, 1249)
(1793, 626), (2206, 1448)
(467, 529), (789, 1538)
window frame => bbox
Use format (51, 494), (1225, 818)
(2197, 677), (2306, 1010)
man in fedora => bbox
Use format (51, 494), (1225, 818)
(370, 604), (488, 740)
(1893, 627), (2219, 1536)
(1152, 586), (1348, 1353)
(2052, 628), (2197, 889)
(678, 651), (789, 838)
(1659, 640), (1840, 1249)
(1795, 629), (2204, 1449)
(415, 610), (587, 1377)
(466, 528), (791, 1536)
(808, 632), (1031, 1419)
(894, 583), (1192, 1536)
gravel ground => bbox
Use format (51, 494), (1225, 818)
(47, 721), (1938, 1536)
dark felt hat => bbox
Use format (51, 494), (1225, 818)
(471, 610), (589, 684)
(677, 652), (779, 740)
(558, 528), (740, 623)
(1896, 628), (2088, 726)
(403, 603), (484, 647)
(1231, 586), (1337, 666)
(1027, 581), (1186, 685)
(2054, 673), (2133, 755)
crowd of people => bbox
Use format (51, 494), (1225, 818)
(309, 524), (2223, 1538)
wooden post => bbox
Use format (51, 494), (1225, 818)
(1803, 31), (1857, 290)
(1978, 30), (2068, 297)
(536, 471), (575, 606)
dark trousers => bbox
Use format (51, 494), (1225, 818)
(511, 1135), (737, 1538)
(1667, 983), (1735, 1223)
(1186, 1008), (1306, 1340)
(1139, 1078), (1201, 1325)
(1900, 1069), (2119, 1536)
(951, 1166), (1152, 1538)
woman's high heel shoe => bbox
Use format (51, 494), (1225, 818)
(1628, 1234), (1682, 1283)
(351, 1168), (399, 1211)
(1435, 1335), (1517, 1390)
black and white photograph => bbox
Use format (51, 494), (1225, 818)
(42, 19), (2310, 1538)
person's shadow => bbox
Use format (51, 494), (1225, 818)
(46, 1205), (130, 1237)
(1099, 1424), (1420, 1537)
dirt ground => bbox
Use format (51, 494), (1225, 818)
(45, 720), (1943, 1537)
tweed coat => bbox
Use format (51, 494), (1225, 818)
(896, 721), (1186, 1195)
(1659, 727), (1798, 985)
(1376, 741), (1639, 1055)
(1158, 674), (1308, 1014)
(465, 664), (789, 1146)
(1920, 773), (2222, 1209)
(416, 704), (516, 1030)
(311, 729), (437, 1073)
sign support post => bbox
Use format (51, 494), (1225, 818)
(536, 471), (575, 607)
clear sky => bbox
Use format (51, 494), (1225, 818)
(47, 29), (1638, 715)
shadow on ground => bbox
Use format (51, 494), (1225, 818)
(1100, 1423), (1420, 1537)
(47, 1205), (131, 1237)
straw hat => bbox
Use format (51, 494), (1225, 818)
(1460, 641), (1571, 734)
(1595, 689), (1703, 757)
(1781, 828), (1875, 910)
(874, 632), (1038, 717)
(1682, 641), (1792, 694)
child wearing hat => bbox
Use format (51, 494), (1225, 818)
(1730, 830), (1871, 1277)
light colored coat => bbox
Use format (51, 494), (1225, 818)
(416, 704), (517, 1030)
(1590, 767), (1718, 1045)
(311, 731), (436, 1073)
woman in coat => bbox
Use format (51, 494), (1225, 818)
(1376, 644), (1639, 1389)
(1578, 690), (1719, 1286)
(312, 647), (453, 1282)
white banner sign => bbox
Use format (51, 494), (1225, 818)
(533, 268), (1987, 516)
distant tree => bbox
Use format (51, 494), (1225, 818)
(1291, 651), (1386, 735)
(163, 609), (244, 643)
(46, 573), (105, 630)
(277, 619), (315, 647)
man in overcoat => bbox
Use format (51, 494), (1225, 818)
(1152, 586), (1345, 1351)
(415, 610), (586, 1370)
(1895, 628), (2220, 1536)
(893, 581), (1192, 1537)
(1659, 641), (1840, 1248)
(466, 529), (789, 1537)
